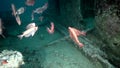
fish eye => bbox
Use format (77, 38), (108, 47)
(6, 59), (9, 63)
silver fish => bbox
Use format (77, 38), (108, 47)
(11, 4), (22, 25)
(18, 23), (38, 39)
(16, 7), (25, 15)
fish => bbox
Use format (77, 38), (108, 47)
(11, 4), (17, 17)
(15, 7), (25, 15)
(15, 15), (21, 25)
(47, 22), (54, 34)
(33, 2), (48, 14)
(25, 0), (35, 6)
(11, 4), (22, 25)
(26, 23), (35, 29)
(0, 18), (5, 38)
(18, 23), (38, 39)
(11, 4), (25, 16)
(68, 27), (86, 47)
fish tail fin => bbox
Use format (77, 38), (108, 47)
(18, 35), (23, 40)
(78, 43), (84, 48)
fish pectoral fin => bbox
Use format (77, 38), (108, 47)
(31, 32), (35, 36)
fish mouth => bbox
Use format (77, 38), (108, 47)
(68, 27), (71, 29)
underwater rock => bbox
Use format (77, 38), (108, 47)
(95, 5), (120, 67)
(0, 50), (24, 68)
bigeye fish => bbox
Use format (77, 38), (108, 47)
(18, 23), (38, 39)
(68, 27), (86, 47)
(47, 22), (54, 34)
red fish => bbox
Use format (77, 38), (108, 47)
(47, 22), (54, 34)
(1, 60), (8, 64)
(68, 27), (86, 47)
(26, 0), (35, 6)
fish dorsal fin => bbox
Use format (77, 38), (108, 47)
(26, 23), (35, 29)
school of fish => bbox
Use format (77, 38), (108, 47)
(1, 0), (87, 49)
